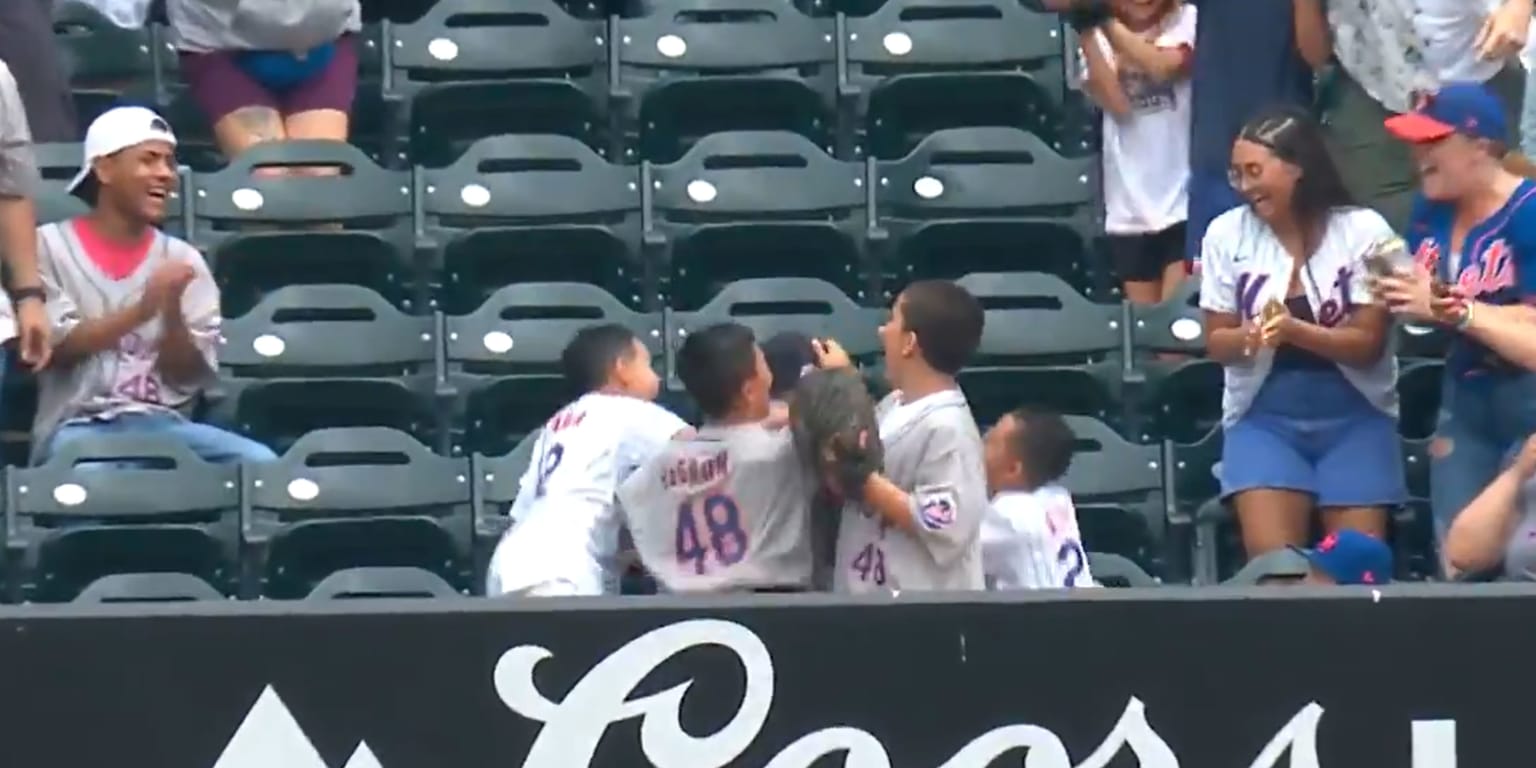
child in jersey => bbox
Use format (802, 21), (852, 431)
(485, 323), (688, 598)
(980, 408), (1096, 589)
(618, 323), (847, 593)
(834, 280), (988, 593)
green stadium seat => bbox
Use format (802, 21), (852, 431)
(419, 134), (645, 313)
(1224, 548), (1308, 585)
(73, 572), (226, 603)
(1396, 358), (1443, 440)
(1057, 416), (1169, 576)
(3, 434), (241, 602)
(190, 140), (416, 316)
(1086, 551), (1158, 587)
(209, 285), (438, 453)
(443, 282), (665, 454)
(1127, 279), (1221, 441)
(51, 1), (158, 129)
(839, 0), (1075, 159)
(1166, 427), (1221, 583)
(1392, 498), (1436, 581)
(243, 427), (474, 598)
(954, 272), (1123, 427)
(382, 0), (610, 167)
(872, 127), (1099, 299)
(613, 0), (837, 162)
(666, 276), (883, 384)
(304, 566), (462, 599)
(469, 434), (538, 574)
(644, 131), (868, 308)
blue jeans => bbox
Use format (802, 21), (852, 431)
(39, 412), (277, 467)
(1521, 64), (1536, 156)
(1430, 370), (1536, 544)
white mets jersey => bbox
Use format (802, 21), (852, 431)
(982, 484), (1096, 589)
(618, 422), (817, 592)
(486, 392), (687, 596)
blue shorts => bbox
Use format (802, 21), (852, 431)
(1221, 368), (1406, 507)
(1186, 169), (1244, 263)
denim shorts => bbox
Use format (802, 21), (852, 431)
(1221, 367), (1406, 507)
(1430, 369), (1536, 542)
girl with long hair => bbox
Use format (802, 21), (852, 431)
(1200, 107), (1405, 560)
(1375, 82), (1536, 566)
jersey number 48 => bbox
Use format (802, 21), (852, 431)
(676, 494), (748, 575)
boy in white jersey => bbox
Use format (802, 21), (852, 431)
(619, 323), (847, 593)
(980, 407), (1096, 589)
(32, 106), (276, 465)
(485, 323), (687, 597)
(834, 280), (988, 592)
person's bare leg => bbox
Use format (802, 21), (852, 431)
(213, 105), (288, 161)
(1233, 488), (1314, 558)
(1158, 261), (1189, 302)
(1320, 505), (1389, 539)
(283, 108), (350, 177)
(1122, 279), (1162, 305)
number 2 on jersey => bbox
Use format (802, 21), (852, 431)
(675, 494), (747, 575)
(1056, 539), (1086, 587)
(533, 443), (564, 498)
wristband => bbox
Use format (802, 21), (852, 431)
(1455, 302), (1475, 331)
(8, 286), (45, 306)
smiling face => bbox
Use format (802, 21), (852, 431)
(1410, 133), (1487, 202)
(1111, 0), (1173, 29)
(1228, 138), (1301, 224)
(93, 139), (177, 223)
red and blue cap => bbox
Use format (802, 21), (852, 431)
(1289, 530), (1393, 585)
(1384, 81), (1508, 144)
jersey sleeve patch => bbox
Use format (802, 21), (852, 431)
(916, 485), (959, 531)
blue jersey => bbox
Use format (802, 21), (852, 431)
(1407, 180), (1536, 379)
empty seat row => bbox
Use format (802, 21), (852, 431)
(33, 132), (1101, 314)
(54, 0), (1094, 168)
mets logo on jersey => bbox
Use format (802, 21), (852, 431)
(916, 487), (958, 531)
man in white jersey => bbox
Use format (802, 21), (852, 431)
(835, 280), (988, 592)
(619, 323), (847, 592)
(980, 407), (1096, 589)
(0, 59), (52, 374)
(486, 323), (688, 597)
(32, 106), (276, 465)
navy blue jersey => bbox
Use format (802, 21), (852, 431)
(1408, 180), (1536, 378)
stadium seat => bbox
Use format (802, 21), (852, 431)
(1127, 279), (1222, 441)
(189, 140), (415, 316)
(1086, 552), (1158, 588)
(1059, 415), (1169, 577)
(665, 276), (883, 383)
(1392, 498), (1436, 581)
(73, 572), (226, 603)
(644, 131), (868, 308)
(469, 434), (538, 571)
(1402, 435), (1431, 500)
(3, 434), (241, 602)
(1396, 358), (1443, 440)
(612, 0), (837, 162)
(304, 566), (462, 599)
(242, 427), (474, 598)
(839, 0), (1074, 159)
(1224, 548), (1308, 585)
(382, 0), (610, 167)
(443, 282), (665, 454)
(51, 1), (158, 128)
(871, 127), (1100, 299)
(209, 285), (438, 453)
(1396, 319), (1451, 361)
(953, 272), (1123, 427)
(1166, 427), (1222, 584)
(419, 134), (646, 313)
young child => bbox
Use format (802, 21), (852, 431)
(485, 323), (688, 597)
(1076, 0), (1197, 303)
(835, 280), (988, 592)
(979, 408), (1097, 589)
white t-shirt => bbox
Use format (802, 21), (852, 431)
(1414, 0), (1527, 86)
(981, 485), (1097, 589)
(1198, 206), (1400, 426)
(1087, 5), (1196, 235)
(485, 392), (687, 596)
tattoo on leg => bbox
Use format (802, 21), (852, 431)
(228, 107), (285, 144)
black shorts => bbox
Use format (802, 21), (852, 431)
(1107, 222), (1188, 283)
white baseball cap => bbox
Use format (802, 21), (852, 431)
(68, 106), (178, 199)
